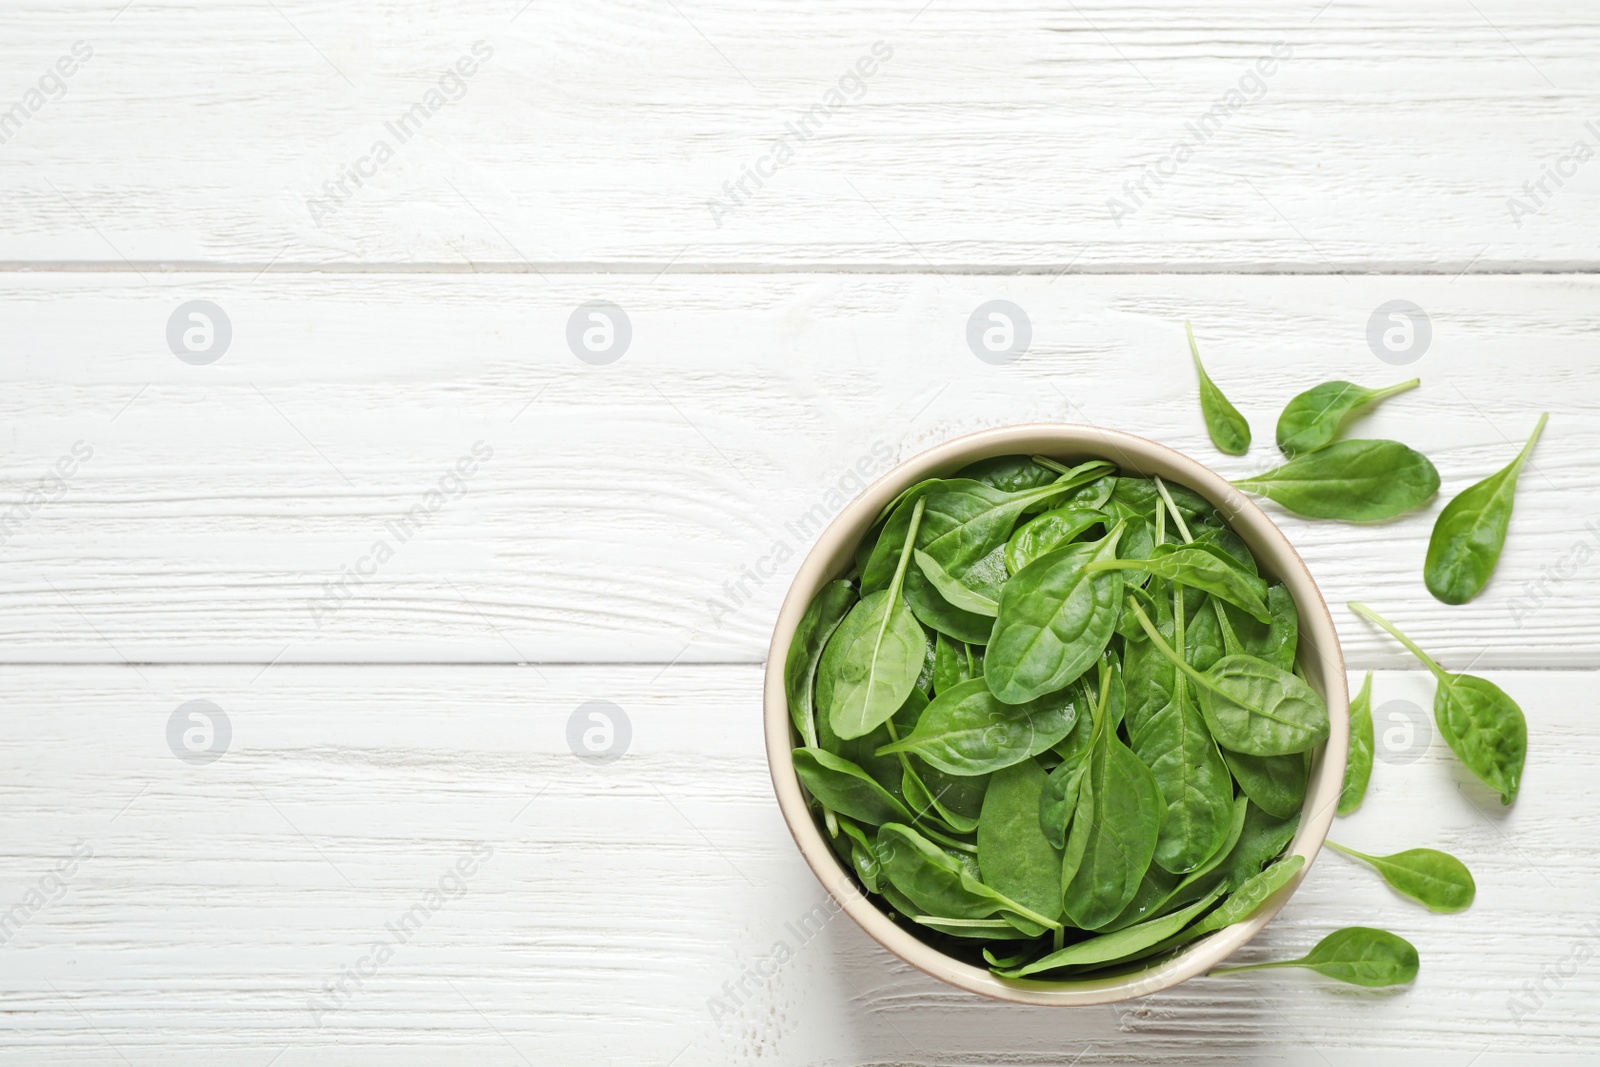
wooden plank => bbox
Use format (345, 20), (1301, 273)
(0, 1), (1597, 268)
(0, 663), (1592, 1063)
(1, 271), (1593, 666)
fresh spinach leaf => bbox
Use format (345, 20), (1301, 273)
(793, 747), (915, 827)
(1225, 584), (1299, 673)
(915, 548), (1001, 616)
(1210, 926), (1419, 987)
(1061, 667), (1166, 930)
(909, 755), (989, 827)
(1090, 545), (1271, 623)
(1233, 440), (1440, 522)
(1039, 750), (1088, 851)
(833, 816), (883, 892)
(1424, 413), (1548, 604)
(1006, 507), (1106, 574)
(994, 884), (1226, 977)
(915, 633), (938, 697)
(1110, 474), (1214, 526)
(1276, 378), (1420, 458)
(877, 677), (1078, 776)
(1183, 853), (1306, 942)
(903, 577), (996, 644)
(1131, 601), (1328, 756)
(1338, 671), (1375, 816)
(905, 469), (1115, 617)
(931, 633), (968, 697)
(977, 760), (1066, 923)
(1191, 523), (1256, 575)
(785, 580), (857, 747)
(1183, 593), (1226, 673)
(1222, 748), (1307, 820)
(859, 480), (940, 591)
(1350, 602), (1526, 805)
(913, 915), (1041, 940)
(1131, 687), (1235, 876)
(822, 500), (928, 739)
(986, 526), (1126, 704)
(1217, 804), (1300, 892)
(1121, 610), (1176, 740)
(957, 455), (1061, 493)
(1327, 841), (1475, 913)
(1118, 853), (1309, 966)
(875, 822), (1061, 930)
(1188, 321), (1251, 455)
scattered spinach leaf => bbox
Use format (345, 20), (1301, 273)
(1327, 841), (1475, 913)
(1338, 671), (1375, 816)
(1424, 413), (1548, 604)
(1276, 378), (1420, 458)
(1350, 602), (1526, 805)
(1188, 321), (1251, 455)
(1233, 440), (1440, 522)
(1210, 927), (1419, 987)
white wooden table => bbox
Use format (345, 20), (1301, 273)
(3, 2), (1598, 1063)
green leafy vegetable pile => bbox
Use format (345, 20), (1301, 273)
(781, 325), (1543, 991)
(786, 456), (1334, 981)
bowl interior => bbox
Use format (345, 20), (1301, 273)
(764, 424), (1349, 1006)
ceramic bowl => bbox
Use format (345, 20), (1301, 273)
(763, 424), (1348, 1005)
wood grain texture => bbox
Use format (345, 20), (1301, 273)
(0, 1), (1597, 268)
(4, 2), (1597, 1059)
(0, 272), (1591, 666)
(0, 664), (1593, 1065)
